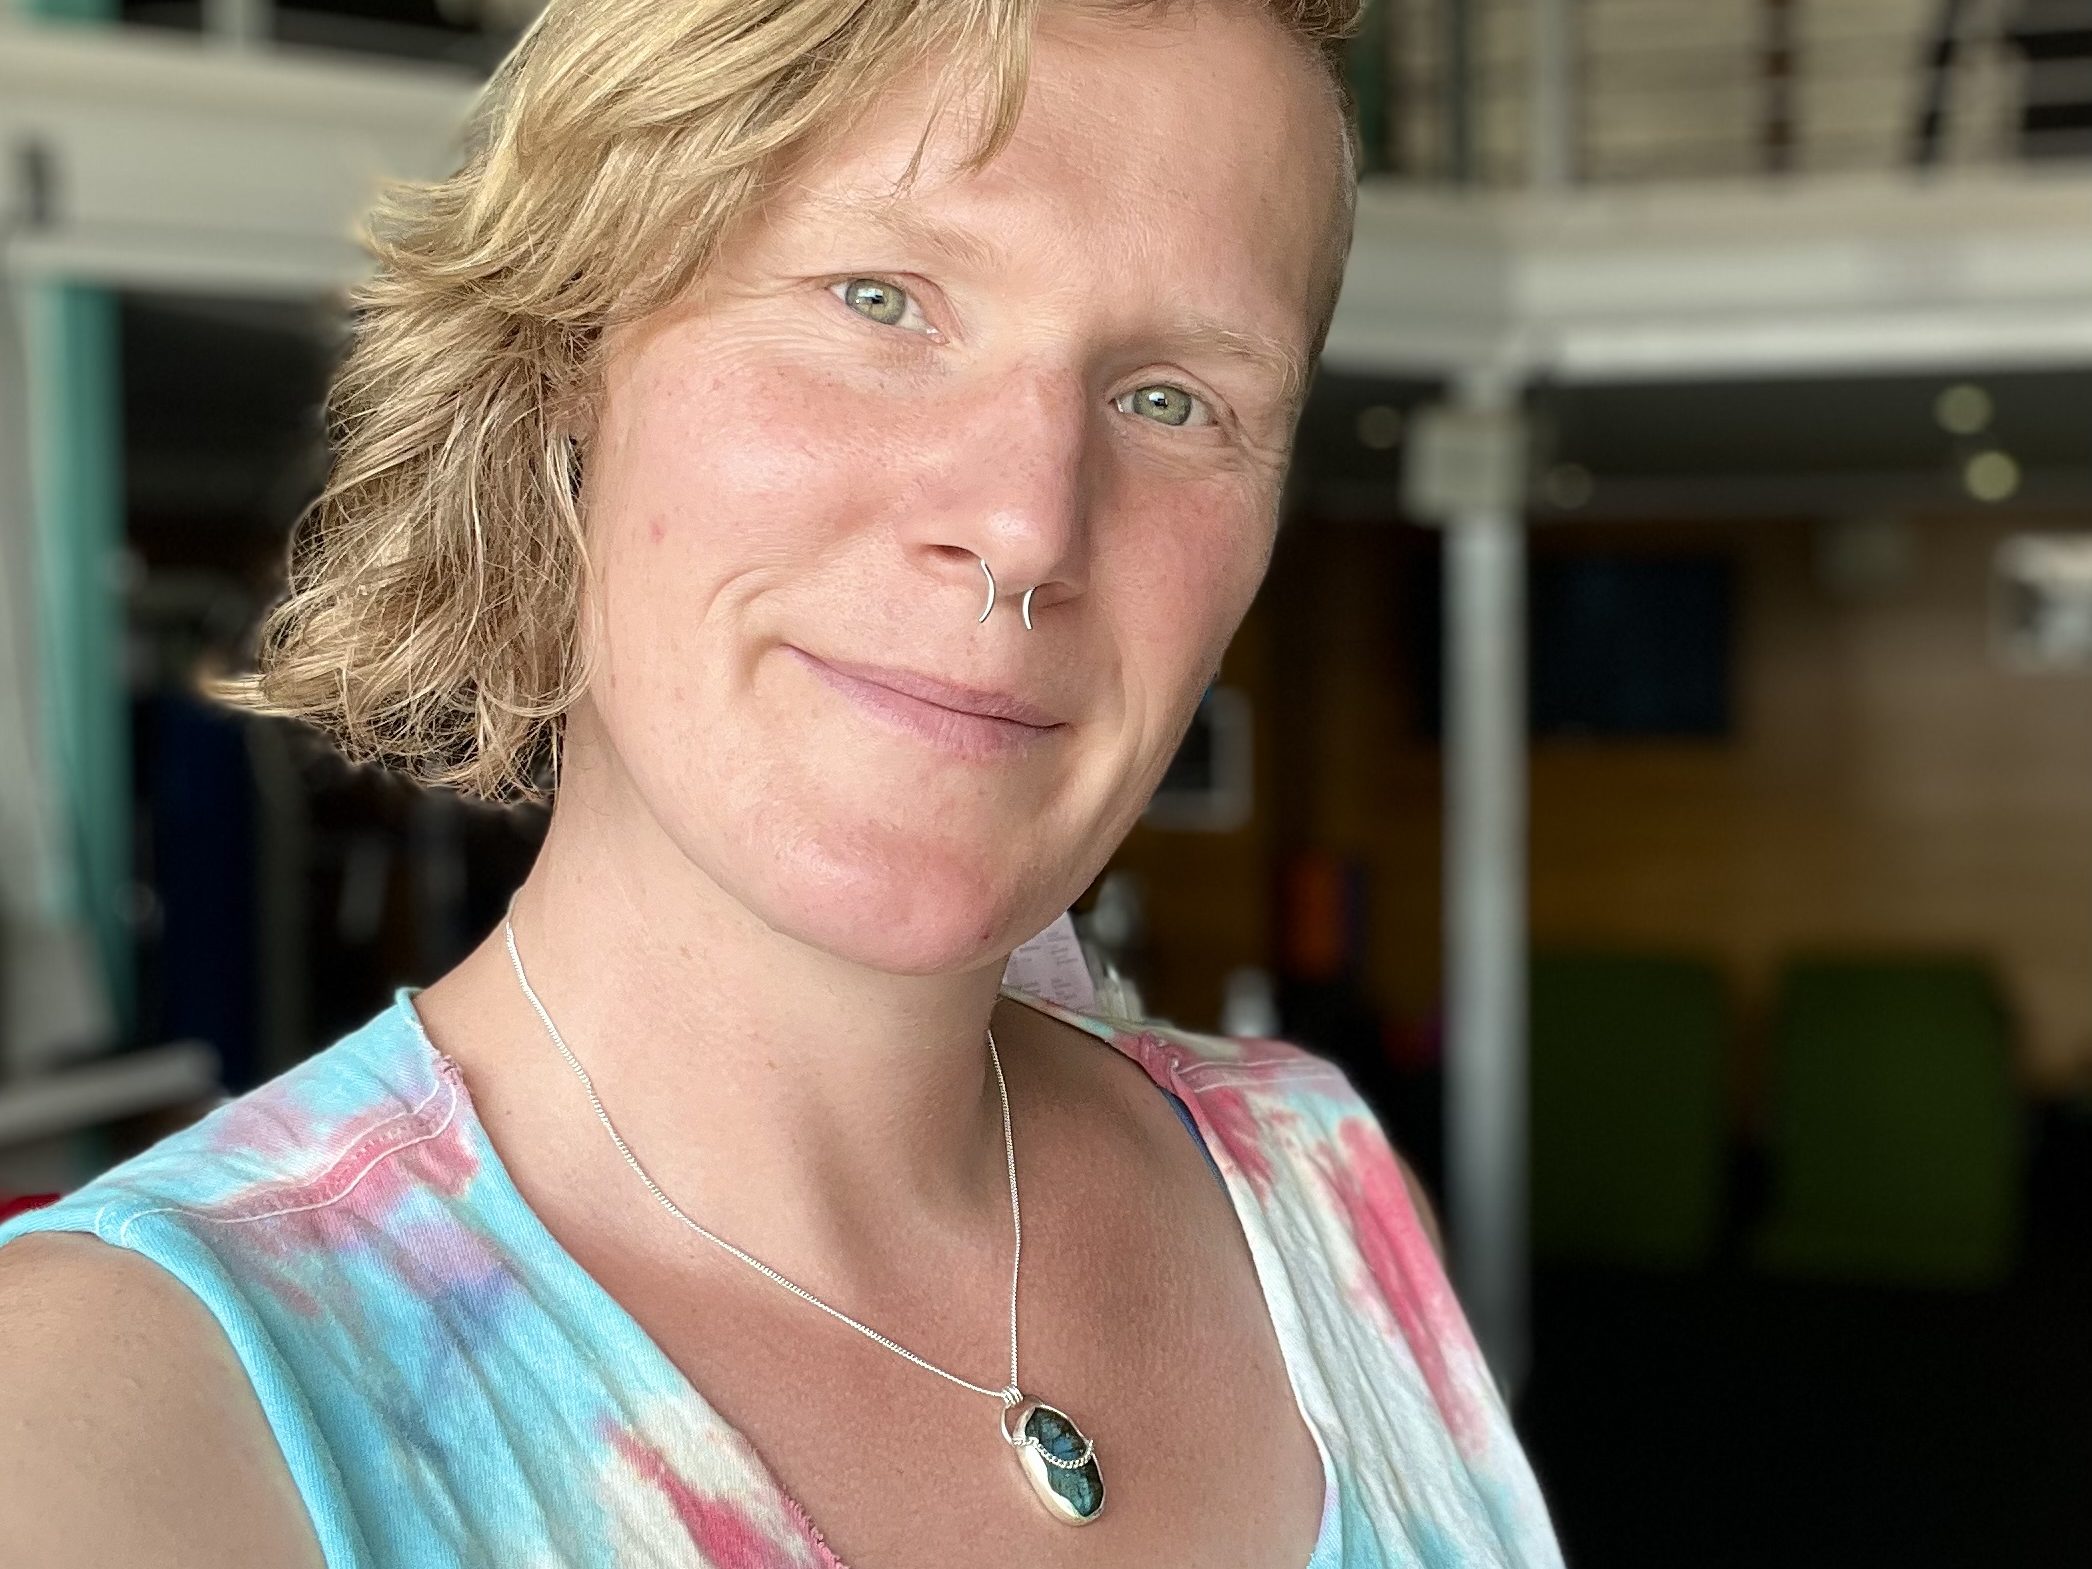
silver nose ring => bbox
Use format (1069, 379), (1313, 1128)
(976, 557), (1037, 631)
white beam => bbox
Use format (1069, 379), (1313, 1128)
(6, 16), (2087, 380)
(0, 17), (472, 295)
(1330, 168), (2092, 382)
(0, 1041), (221, 1148)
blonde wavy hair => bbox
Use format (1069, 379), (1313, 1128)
(207, 0), (1364, 805)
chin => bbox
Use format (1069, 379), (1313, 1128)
(729, 815), (1052, 977)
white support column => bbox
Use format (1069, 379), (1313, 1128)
(1405, 364), (1532, 1400)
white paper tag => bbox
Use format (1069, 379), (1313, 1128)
(1000, 910), (1097, 1012)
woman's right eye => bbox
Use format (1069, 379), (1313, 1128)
(831, 277), (938, 338)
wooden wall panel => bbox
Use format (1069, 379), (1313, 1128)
(1116, 509), (2092, 1096)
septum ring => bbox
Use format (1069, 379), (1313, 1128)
(977, 557), (1037, 631)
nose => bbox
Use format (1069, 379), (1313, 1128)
(904, 364), (1092, 628)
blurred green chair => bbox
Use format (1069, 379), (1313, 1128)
(1750, 956), (2025, 1287)
(1529, 951), (1730, 1269)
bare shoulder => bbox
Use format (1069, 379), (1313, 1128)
(0, 1231), (326, 1569)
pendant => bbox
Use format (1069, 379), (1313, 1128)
(1001, 1393), (1105, 1525)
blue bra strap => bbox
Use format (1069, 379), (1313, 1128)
(1161, 1087), (1229, 1193)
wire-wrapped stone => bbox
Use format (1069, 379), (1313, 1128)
(1002, 1395), (1105, 1524)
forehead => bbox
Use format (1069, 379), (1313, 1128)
(759, 5), (1346, 356)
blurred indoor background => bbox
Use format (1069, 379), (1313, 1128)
(3, 1), (2090, 1563)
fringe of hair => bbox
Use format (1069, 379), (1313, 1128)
(205, 0), (1362, 805)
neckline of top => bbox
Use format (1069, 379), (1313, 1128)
(385, 982), (1341, 1569)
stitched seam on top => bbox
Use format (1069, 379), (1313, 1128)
(104, 1074), (459, 1249)
(1176, 1061), (1348, 1088)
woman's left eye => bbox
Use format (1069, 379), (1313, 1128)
(1115, 384), (1214, 429)
(832, 277), (938, 337)
(832, 279), (1213, 430)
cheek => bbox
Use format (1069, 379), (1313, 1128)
(584, 343), (900, 674)
(614, 348), (879, 559)
(1108, 472), (1274, 691)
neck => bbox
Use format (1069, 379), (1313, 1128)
(421, 778), (1039, 1300)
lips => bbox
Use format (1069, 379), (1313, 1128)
(789, 649), (1063, 727)
(786, 646), (1066, 760)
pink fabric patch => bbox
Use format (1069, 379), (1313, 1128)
(1116, 1029), (1279, 1195)
(1316, 1115), (1492, 1461)
(1188, 1082), (1280, 1196)
(186, 1065), (482, 1318)
(604, 1424), (787, 1569)
(204, 1075), (361, 1162)
(1219, 1031), (1331, 1070)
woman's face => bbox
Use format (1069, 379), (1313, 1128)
(569, 2), (1347, 974)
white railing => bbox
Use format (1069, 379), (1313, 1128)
(1376, 0), (2092, 185)
(36, 1), (2092, 182)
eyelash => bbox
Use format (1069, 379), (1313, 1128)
(825, 275), (1221, 432)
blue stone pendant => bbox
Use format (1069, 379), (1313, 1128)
(1002, 1395), (1105, 1525)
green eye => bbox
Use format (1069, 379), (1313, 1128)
(839, 277), (910, 327)
(1117, 385), (1205, 427)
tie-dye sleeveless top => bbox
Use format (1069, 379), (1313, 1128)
(0, 984), (1564, 1568)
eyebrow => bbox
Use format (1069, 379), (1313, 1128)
(1167, 319), (1309, 412)
(808, 196), (1310, 410)
(811, 195), (1011, 274)
(849, 200), (1012, 278)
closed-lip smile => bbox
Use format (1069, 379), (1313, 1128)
(787, 646), (1066, 759)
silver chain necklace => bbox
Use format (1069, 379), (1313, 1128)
(500, 895), (1106, 1526)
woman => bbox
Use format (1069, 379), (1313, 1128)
(0, 1), (1565, 1564)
